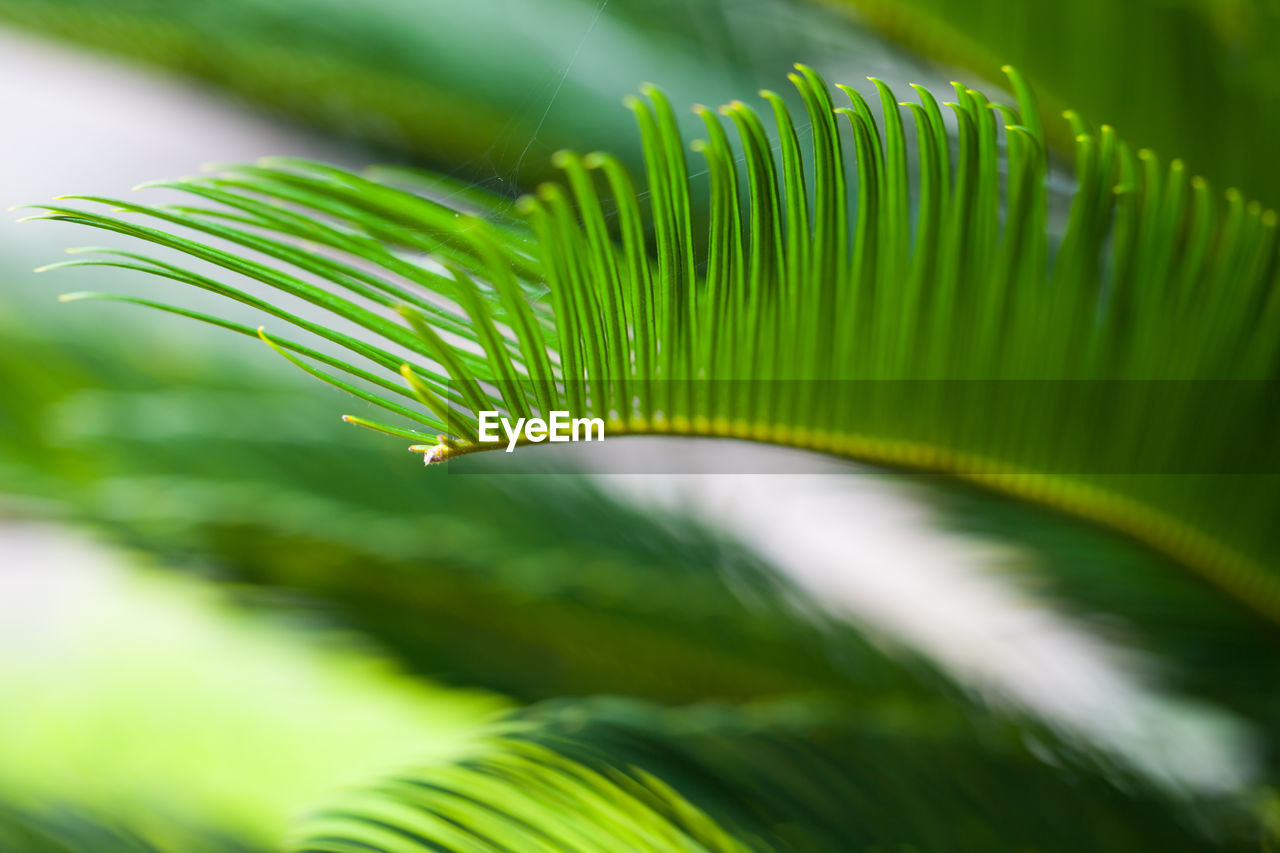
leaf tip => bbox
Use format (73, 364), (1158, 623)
(408, 441), (451, 466)
(514, 194), (538, 214)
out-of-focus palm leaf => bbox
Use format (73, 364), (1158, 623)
(294, 696), (1247, 852)
(0, 803), (261, 853)
(924, 479), (1280, 769)
(0, 530), (501, 852)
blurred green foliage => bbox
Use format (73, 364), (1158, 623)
(832, 0), (1280, 206)
(0, 0), (876, 189)
(0, 317), (942, 703)
(0, 314), (1270, 849)
(1, 0), (1278, 849)
(299, 696), (1247, 851)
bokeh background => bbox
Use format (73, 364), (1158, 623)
(0, 0), (1277, 849)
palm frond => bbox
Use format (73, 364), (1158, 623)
(33, 67), (1280, 639)
(292, 696), (1247, 852)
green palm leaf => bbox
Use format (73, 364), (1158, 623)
(31, 67), (1280, 639)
